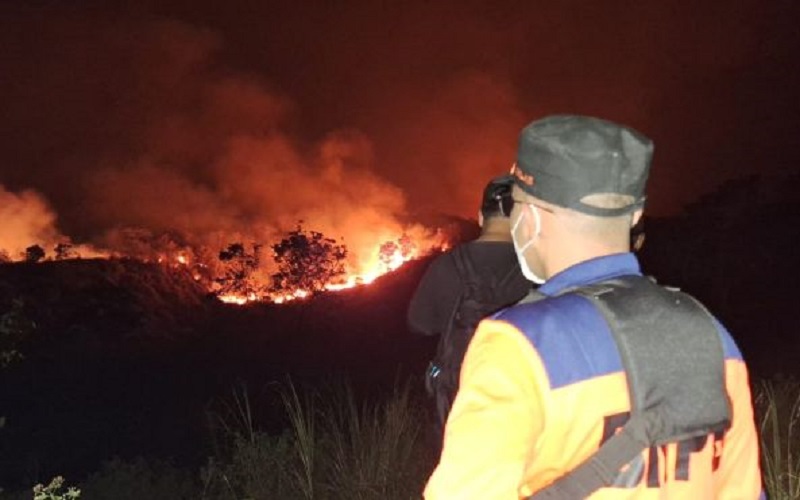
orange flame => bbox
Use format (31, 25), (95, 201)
(1, 215), (450, 306)
(216, 230), (447, 305)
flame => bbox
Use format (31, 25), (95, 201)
(218, 292), (260, 305)
(215, 230), (447, 305)
(0, 199), (450, 306)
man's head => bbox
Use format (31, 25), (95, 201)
(508, 115), (654, 283)
(476, 175), (515, 241)
(480, 174), (515, 221)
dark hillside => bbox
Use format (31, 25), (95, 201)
(0, 255), (439, 489)
(637, 177), (800, 377)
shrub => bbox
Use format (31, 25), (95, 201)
(203, 380), (434, 500)
(270, 223), (347, 295)
(202, 384), (308, 500)
(80, 457), (196, 500)
(32, 476), (80, 500)
(320, 382), (428, 500)
(757, 378), (800, 500)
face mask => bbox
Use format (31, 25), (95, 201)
(511, 204), (546, 284)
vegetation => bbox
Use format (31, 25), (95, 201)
(216, 243), (264, 298)
(0, 177), (798, 498)
(2, 313), (78, 500)
(199, 380), (434, 500)
(0, 376), (798, 499)
(0, 298), (32, 368)
(53, 243), (79, 261)
(270, 223), (348, 295)
(24, 245), (45, 263)
(757, 378), (800, 500)
(32, 477), (80, 500)
(378, 234), (415, 268)
(80, 458), (195, 500)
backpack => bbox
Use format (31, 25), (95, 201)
(426, 244), (522, 428)
(525, 275), (731, 498)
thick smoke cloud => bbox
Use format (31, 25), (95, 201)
(0, 186), (60, 259)
(0, 12), (446, 271)
(0, 185), (103, 260)
(1, 0), (798, 266)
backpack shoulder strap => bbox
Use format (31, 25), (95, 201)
(438, 246), (472, 344)
(451, 244), (479, 287)
(529, 415), (652, 499)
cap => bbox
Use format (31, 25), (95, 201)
(481, 174), (515, 217)
(512, 115), (654, 217)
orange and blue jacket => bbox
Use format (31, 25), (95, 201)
(424, 253), (763, 500)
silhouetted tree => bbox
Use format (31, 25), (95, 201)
(24, 245), (45, 263)
(0, 250), (9, 264)
(215, 243), (264, 298)
(270, 223), (347, 294)
(54, 242), (79, 260)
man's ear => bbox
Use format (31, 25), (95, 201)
(478, 211), (484, 228)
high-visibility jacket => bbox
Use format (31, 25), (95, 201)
(424, 253), (762, 500)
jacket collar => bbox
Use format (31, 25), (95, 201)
(538, 253), (642, 297)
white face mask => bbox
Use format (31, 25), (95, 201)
(511, 204), (546, 284)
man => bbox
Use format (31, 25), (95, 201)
(424, 115), (762, 499)
(408, 174), (531, 434)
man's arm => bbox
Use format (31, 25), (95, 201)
(714, 358), (763, 499)
(424, 319), (545, 499)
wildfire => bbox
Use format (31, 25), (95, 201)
(1, 218), (451, 306)
(219, 232), (443, 305)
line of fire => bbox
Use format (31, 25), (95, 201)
(0, 221), (451, 305)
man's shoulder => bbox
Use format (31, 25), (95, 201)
(491, 293), (625, 389)
(495, 292), (592, 332)
(462, 240), (516, 259)
(427, 241), (513, 274)
(422, 247), (459, 275)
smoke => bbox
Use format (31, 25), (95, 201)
(0, 186), (60, 259)
(0, 12), (453, 273)
(1, 0), (797, 270)
(0, 185), (103, 261)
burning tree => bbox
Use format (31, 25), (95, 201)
(54, 242), (79, 260)
(215, 243), (264, 299)
(270, 223), (347, 295)
(378, 233), (417, 269)
(24, 245), (45, 263)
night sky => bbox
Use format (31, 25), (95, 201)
(1, 0), (798, 252)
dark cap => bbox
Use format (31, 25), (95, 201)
(481, 174), (515, 217)
(512, 115), (654, 217)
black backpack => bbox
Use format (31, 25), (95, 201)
(526, 276), (731, 498)
(426, 244), (522, 427)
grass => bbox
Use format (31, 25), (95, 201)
(198, 378), (435, 500)
(2, 377), (798, 499)
(756, 378), (800, 500)
(319, 381), (429, 499)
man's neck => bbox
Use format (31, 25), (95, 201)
(545, 239), (629, 278)
(477, 219), (512, 243)
(475, 228), (511, 243)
